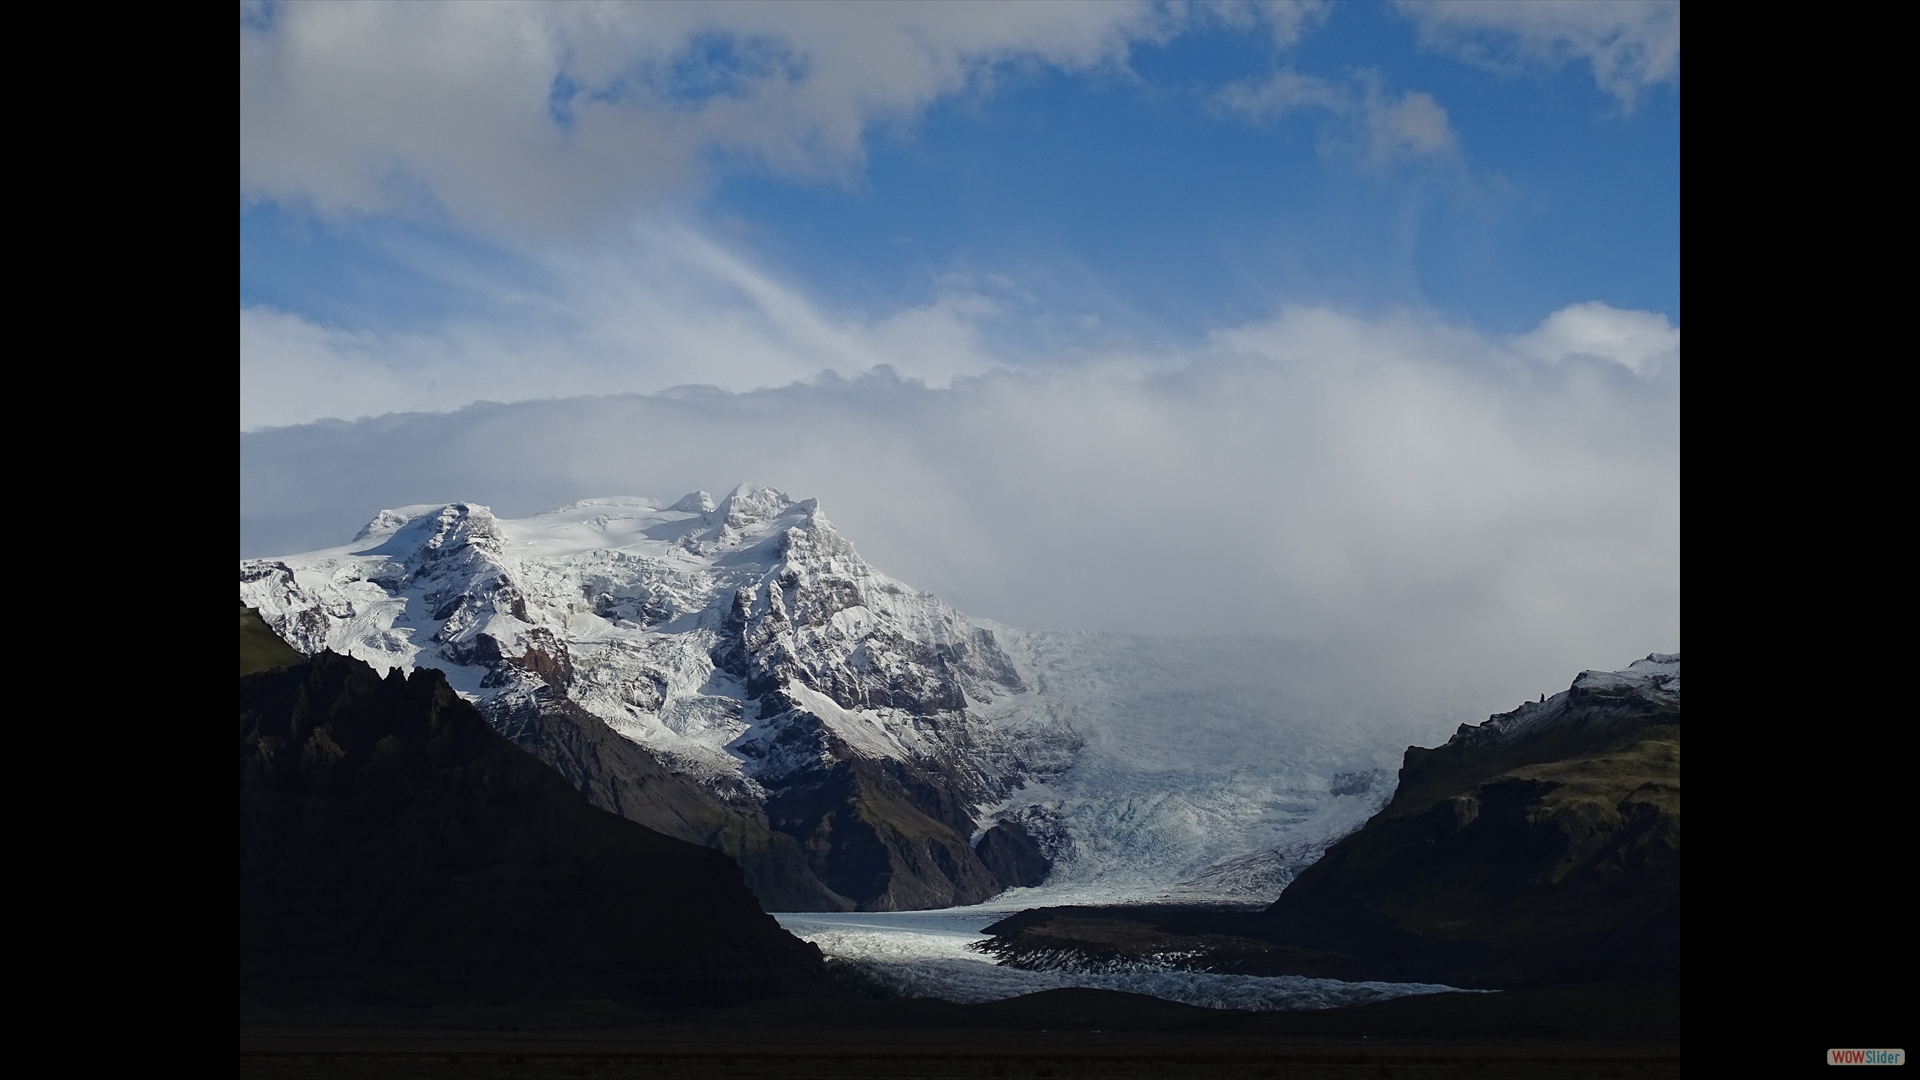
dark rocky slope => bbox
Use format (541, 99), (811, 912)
(490, 690), (853, 911)
(239, 610), (827, 1007)
(1257, 654), (1680, 986)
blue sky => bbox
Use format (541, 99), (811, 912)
(241, 1), (1678, 424)
(240, 2), (1679, 703)
(699, 8), (1678, 336)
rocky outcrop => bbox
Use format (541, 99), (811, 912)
(975, 820), (1052, 890)
(239, 616), (828, 1007)
(1256, 654), (1680, 986)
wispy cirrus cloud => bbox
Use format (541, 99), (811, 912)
(1394, 0), (1680, 109)
(241, 220), (1017, 430)
(1217, 68), (1460, 166)
(1197, 0), (1333, 46)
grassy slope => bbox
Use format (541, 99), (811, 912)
(1262, 712), (1681, 985)
(241, 605), (305, 676)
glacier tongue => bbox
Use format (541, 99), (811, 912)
(239, 488), (1418, 908)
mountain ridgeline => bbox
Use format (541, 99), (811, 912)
(241, 489), (1058, 911)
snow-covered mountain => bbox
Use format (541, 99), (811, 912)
(239, 487), (1407, 910)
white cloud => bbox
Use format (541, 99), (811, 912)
(240, 1), (1178, 233)
(241, 308), (433, 429)
(1394, 0), (1679, 107)
(1357, 75), (1457, 163)
(1512, 301), (1678, 376)
(1217, 68), (1459, 165)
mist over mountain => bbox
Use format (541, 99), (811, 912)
(242, 487), (1455, 910)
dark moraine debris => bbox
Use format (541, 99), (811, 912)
(239, 609), (827, 1008)
(976, 904), (1377, 981)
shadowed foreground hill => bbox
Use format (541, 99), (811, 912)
(1258, 654), (1680, 986)
(240, 610), (827, 1007)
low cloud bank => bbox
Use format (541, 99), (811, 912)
(242, 303), (1676, 722)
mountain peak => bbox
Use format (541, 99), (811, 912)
(669, 490), (717, 514)
(350, 502), (503, 562)
(716, 484), (796, 530)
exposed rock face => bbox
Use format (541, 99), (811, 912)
(239, 618), (827, 1006)
(1257, 655), (1680, 986)
(975, 820), (1052, 890)
(240, 490), (1045, 911)
(486, 688), (848, 911)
